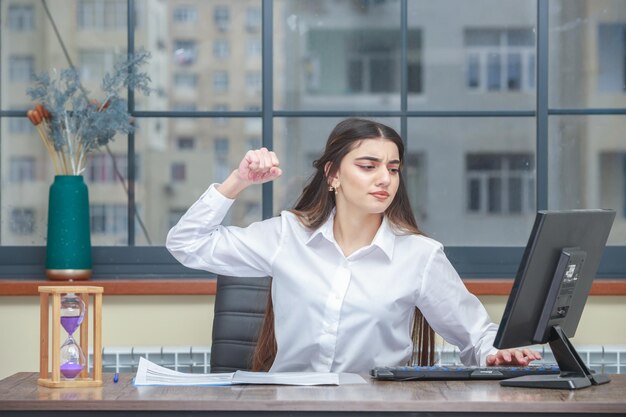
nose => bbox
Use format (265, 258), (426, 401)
(376, 167), (391, 187)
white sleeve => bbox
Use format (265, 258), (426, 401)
(166, 184), (282, 277)
(416, 245), (499, 366)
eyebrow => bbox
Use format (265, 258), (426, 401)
(355, 156), (401, 164)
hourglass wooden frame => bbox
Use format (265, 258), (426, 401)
(38, 286), (103, 388)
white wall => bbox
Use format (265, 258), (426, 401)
(1, 295), (625, 379)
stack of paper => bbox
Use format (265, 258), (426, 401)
(133, 357), (366, 386)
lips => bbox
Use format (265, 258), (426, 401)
(370, 191), (390, 199)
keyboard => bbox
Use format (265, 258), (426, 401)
(370, 364), (561, 381)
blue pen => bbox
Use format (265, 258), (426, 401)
(113, 373), (119, 383)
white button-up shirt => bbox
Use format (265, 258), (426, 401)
(166, 184), (499, 373)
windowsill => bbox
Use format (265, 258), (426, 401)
(0, 279), (625, 296)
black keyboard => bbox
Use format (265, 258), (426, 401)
(370, 364), (561, 381)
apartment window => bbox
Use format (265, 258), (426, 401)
(10, 208), (35, 235)
(8, 4), (34, 31)
(214, 138), (230, 182)
(247, 38), (262, 59)
(87, 153), (127, 183)
(213, 40), (230, 59)
(79, 50), (117, 82)
(465, 28), (535, 92)
(245, 71), (262, 95)
(9, 157), (36, 183)
(90, 204), (127, 235)
(171, 163), (186, 182)
(246, 7), (261, 32)
(213, 71), (229, 93)
(174, 40), (198, 66)
(173, 73), (198, 88)
(347, 52), (393, 93)
(173, 6), (197, 24)
(9, 56), (34, 82)
(466, 153), (534, 215)
(598, 23), (626, 92)
(214, 104), (229, 125)
(307, 29), (421, 95)
(214, 6), (230, 32)
(176, 137), (196, 150)
(77, 0), (126, 30)
(8, 118), (34, 134)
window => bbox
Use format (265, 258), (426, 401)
(77, 0), (126, 30)
(90, 204), (127, 235)
(10, 208), (35, 235)
(598, 23), (626, 92)
(466, 153), (535, 215)
(8, 4), (34, 31)
(87, 154), (127, 183)
(173, 6), (197, 24)
(174, 40), (198, 66)
(465, 28), (535, 92)
(9, 56), (34, 82)
(213, 71), (229, 93)
(79, 50), (117, 82)
(214, 138), (230, 180)
(9, 157), (36, 183)
(173, 73), (198, 88)
(213, 40), (230, 59)
(171, 163), (186, 182)
(176, 137), (196, 150)
(246, 7), (261, 32)
(1, 2), (625, 279)
(214, 6), (230, 32)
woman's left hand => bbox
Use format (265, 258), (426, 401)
(486, 348), (542, 366)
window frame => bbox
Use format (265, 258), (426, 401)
(0, 0), (625, 281)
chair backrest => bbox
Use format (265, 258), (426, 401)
(210, 275), (271, 373)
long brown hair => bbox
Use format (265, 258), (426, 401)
(251, 118), (435, 371)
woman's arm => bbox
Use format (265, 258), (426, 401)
(166, 148), (284, 277)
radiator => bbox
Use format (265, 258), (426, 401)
(88, 344), (625, 374)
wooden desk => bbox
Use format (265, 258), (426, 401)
(1, 372), (625, 416)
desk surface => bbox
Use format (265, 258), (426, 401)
(1, 372), (626, 416)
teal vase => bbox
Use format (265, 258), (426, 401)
(46, 175), (92, 280)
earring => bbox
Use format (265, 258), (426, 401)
(328, 186), (334, 192)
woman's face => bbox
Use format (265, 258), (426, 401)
(332, 138), (401, 216)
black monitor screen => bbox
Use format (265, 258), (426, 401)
(494, 209), (615, 389)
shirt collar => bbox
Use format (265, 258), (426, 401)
(305, 210), (395, 261)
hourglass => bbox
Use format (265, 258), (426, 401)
(38, 285), (103, 388)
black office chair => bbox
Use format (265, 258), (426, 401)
(210, 275), (271, 373)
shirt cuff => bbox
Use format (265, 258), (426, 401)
(200, 183), (236, 205)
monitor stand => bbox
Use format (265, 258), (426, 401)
(500, 326), (610, 389)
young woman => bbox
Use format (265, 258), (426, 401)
(166, 118), (540, 373)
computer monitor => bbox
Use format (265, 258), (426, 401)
(494, 209), (615, 390)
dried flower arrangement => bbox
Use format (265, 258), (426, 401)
(26, 50), (152, 176)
